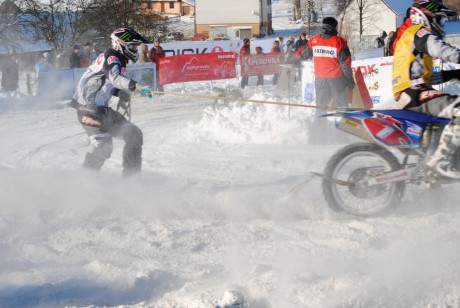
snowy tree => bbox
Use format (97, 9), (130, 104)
(0, 0), (23, 51)
(18, 0), (95, 51)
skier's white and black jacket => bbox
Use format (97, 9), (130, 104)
(73, 48), (137, 109)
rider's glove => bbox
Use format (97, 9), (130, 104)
(442, 69), (460, 83)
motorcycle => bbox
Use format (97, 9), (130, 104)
(320, 108), (460, 217)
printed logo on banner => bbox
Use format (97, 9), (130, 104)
(159, 52), (237, 85)
(212, 46), (224, 53)
(371, 96), (381, 104)
(312, 46), (337, 58)
(353, 65), (378, 76)
(182, 57), (211, 73)
(214, 61), (235, 78)
(241, 53), (283, 77)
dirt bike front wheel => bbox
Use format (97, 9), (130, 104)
(322, 142), (405, 217)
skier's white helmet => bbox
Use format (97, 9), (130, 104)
(111, 27), (147, 62)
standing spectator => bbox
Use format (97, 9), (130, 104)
(148, 37), (165, 92)
(80, 42), (93, 67)
(69, 44), (81, 68)
(271, 40), (281, 85)
(35, 52), (53, 74)
(71, 27), (149, 176)
(294, 32), (308, 54)
(293, 32), (308, 80)
(374, 31), (387, 48)
(1, 49), (19, 92)
(255, 46), (264, 86)
(239, 38), (251, 89)
(300, 17), (354, 114)
(388, 7), (412, 56)
(284, 37), (296, 64)
(35, 52), (53, 95)
(138, 43), (148, 63)
(277, 36), (285, 53)
(385, 31), (395, 56)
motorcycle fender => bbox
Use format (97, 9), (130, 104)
(366, 167), (417, 186)
(362, 117), (413, 147)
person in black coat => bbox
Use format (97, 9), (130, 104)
(1, 50), (19, 92)
(69, 44), (81, 68)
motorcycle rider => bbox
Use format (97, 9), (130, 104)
(392, 0), (460, 178)
(72, 27), (149, 175)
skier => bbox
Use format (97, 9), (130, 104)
(72, 27), (149, 176)
(392, 0), (460, 178)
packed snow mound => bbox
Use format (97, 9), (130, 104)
(189, 95), (314, 145)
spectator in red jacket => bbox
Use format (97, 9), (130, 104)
(239, 38), (251, 89)
(271, 40), (282, 85)
(255, 46), (264, 86)
(301, 17), (355, 110)
(80, 42), (93, 67)
(148, 37), (165, 92)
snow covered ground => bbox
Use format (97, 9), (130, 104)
(3, 1), (460, 307)
(2, 73), (460, 308)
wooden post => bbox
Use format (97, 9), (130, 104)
(26, 74), (32, 96)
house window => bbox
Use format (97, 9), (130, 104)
(169, 2), (174, 9)
(267, 0), (271, 4)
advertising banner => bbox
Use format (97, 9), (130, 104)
(157, 40), (241, 57)
(158, 52), (237, 85)
(352, 57), (395, 109)
(240, 53), (283, 77)
(301, 56), (396, 109)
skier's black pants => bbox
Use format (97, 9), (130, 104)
(77, 107), (143, 174)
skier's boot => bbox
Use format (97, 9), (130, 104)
(426, 124), (460, 178)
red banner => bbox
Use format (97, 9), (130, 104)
(241, 53), (283, 77)
(158, 52), (237, 85)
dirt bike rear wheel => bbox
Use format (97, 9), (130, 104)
(322, 143), (405, 217)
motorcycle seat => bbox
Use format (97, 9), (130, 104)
(373, 109), (450, 125)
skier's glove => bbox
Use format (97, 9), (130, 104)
(135, 84), (153, 99)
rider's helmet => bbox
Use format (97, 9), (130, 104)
(411, 0), (457, 37)
(111, 27), (148, 62)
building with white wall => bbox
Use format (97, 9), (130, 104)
(194, 0), (272, 38)
(339, 0), (409, 51)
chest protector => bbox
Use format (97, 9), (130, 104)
(308, 35), (347, 78)
(392, 25), (434, 94)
